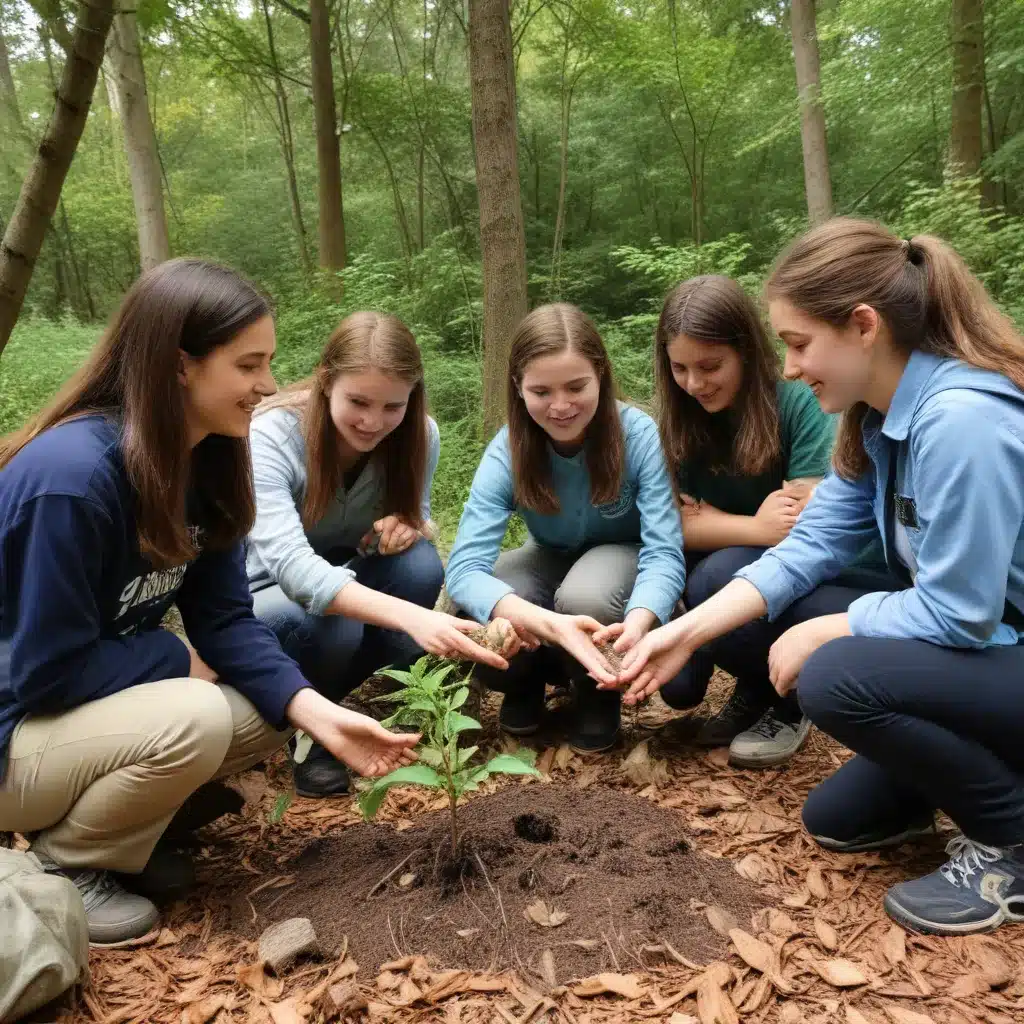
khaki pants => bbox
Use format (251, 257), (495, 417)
(0, 679), (291, 872)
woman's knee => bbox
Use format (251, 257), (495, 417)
(684, 546), (765, 608)
(795, 635), (866, 727)
(166, 679), (235, 774)
(386, 538), (444, 607)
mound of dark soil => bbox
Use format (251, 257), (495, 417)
(234, 783), (764, 982)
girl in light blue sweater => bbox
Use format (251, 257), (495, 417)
(248, 312), (514, 796)
(445, 303), (686, 752)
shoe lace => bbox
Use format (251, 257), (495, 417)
(747, 708), (786, 740)
(939, 835), (1003, 888)
(69, 868), (125, 912)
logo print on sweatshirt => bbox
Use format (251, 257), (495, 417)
(117, 564), (188, 620)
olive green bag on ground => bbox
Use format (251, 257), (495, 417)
(0, 848), (89, 1022)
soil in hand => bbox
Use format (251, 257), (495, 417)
(235, 783), (763, 981)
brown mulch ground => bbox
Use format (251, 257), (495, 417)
(36, 671), (1024, 1024)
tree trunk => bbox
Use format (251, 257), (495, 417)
(310, 0), (345, 279)
(468, 0), (528, 439)
(261, 0), (313, 279)
(105, 5), (170, 270)
(950, 0), (984, 178)
(0, 0), (115, 354)
(790, 0), (833, 223)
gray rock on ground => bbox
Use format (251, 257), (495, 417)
(258, 917), (321, 974)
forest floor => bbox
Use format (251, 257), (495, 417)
(40, 672), (1024, 1024)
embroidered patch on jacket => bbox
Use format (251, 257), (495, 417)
(895, 494), (918, 529)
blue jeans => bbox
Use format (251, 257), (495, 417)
(251, 538), (444, 701)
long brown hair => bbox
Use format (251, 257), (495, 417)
(0, 259), (269, 567)
(765, 216), (1024, 478)
(655, 275), (781, 476)
(258, 311), (428, 528)
(507, 303), (625, 514)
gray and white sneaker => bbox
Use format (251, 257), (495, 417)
(34, 853), (160, 945)
(728, 705), (812, 768)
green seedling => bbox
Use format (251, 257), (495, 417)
(357, 655), (540, 852)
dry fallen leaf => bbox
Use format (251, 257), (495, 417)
(884, 1007), (938, 1024)
(728, 929), (775, 975)
(696, 963), (738, 1024)
(237, 962), (285, 999)
(780, 1004), (805, 1023)
(948, 973), (990, 998)
(396, 977), (422, 1004)
(398, 872), (416, 889)
(705, 904), (739, 936)
(524, 899), (568, 928)
(181, 996), (227, 1024)
(539, 948), (557, 987)
(554, 743), (572, 770)
(845, 1007), (872, 1024)
(669, 1014), (699, 1024)
(814, 917), (839, 951)
(735, 853), (770, 882)
(455, 928), (480, 939)
(572, 972), (644, 999)
(783, 890), (812, 908)
(767, 910), (799, 939)
(806, 865), (829, 899)
(621, 739), (670, 787)
(814, 958), (868, 988)
(881, 924), (906, 966)
(268, 998), (306, 1024)
(966, 935), (1014, 987)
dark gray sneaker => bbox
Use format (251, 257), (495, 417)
(693, 686), (770, 748)
(728, 705), (811, 768)
(812, 815), (937, 853)
(884, 836), (1024, 935)
(35, 853), (160, 945)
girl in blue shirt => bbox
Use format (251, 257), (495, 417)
(445, 303), (685, 752)
(614, 218), (1024, 936)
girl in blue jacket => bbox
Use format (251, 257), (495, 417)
(445, 303), (686, 753)
(0, 260), (417, 945)
(614, 218), (1024, 936)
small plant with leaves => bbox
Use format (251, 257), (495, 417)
(357, 656), (540, 852)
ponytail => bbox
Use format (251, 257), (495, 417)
(765, 217), (1024, 479)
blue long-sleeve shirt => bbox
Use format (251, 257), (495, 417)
(0, 415), (309, 774)
(736, 351), (1024, 648)
(445, 404), (686, 625)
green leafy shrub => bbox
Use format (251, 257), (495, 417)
(357, 656), (540, 852)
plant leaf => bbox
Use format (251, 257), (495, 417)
(356, 763), (445, 819)
(456, 744), (479, 768)
(449, 686), (470, 710)
(446, 711), (482, 735)
(416, 746), (445, 767)
(486, 753), (542, 777)
(268, 791), (292, 824)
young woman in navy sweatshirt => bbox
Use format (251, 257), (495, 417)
(0, 260), (418, 945)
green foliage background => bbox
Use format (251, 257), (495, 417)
(2, 0), (1023, 545)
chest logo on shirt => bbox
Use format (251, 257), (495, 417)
(895, 494), (918, 529)
(596, 484), (635, 520)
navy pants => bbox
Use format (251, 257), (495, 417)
(252, 538), (444, 700)
(801, 633), (1024, 848)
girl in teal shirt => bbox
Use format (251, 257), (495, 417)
(445, 303), (686, 753)
(650, 275), (836, 766)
